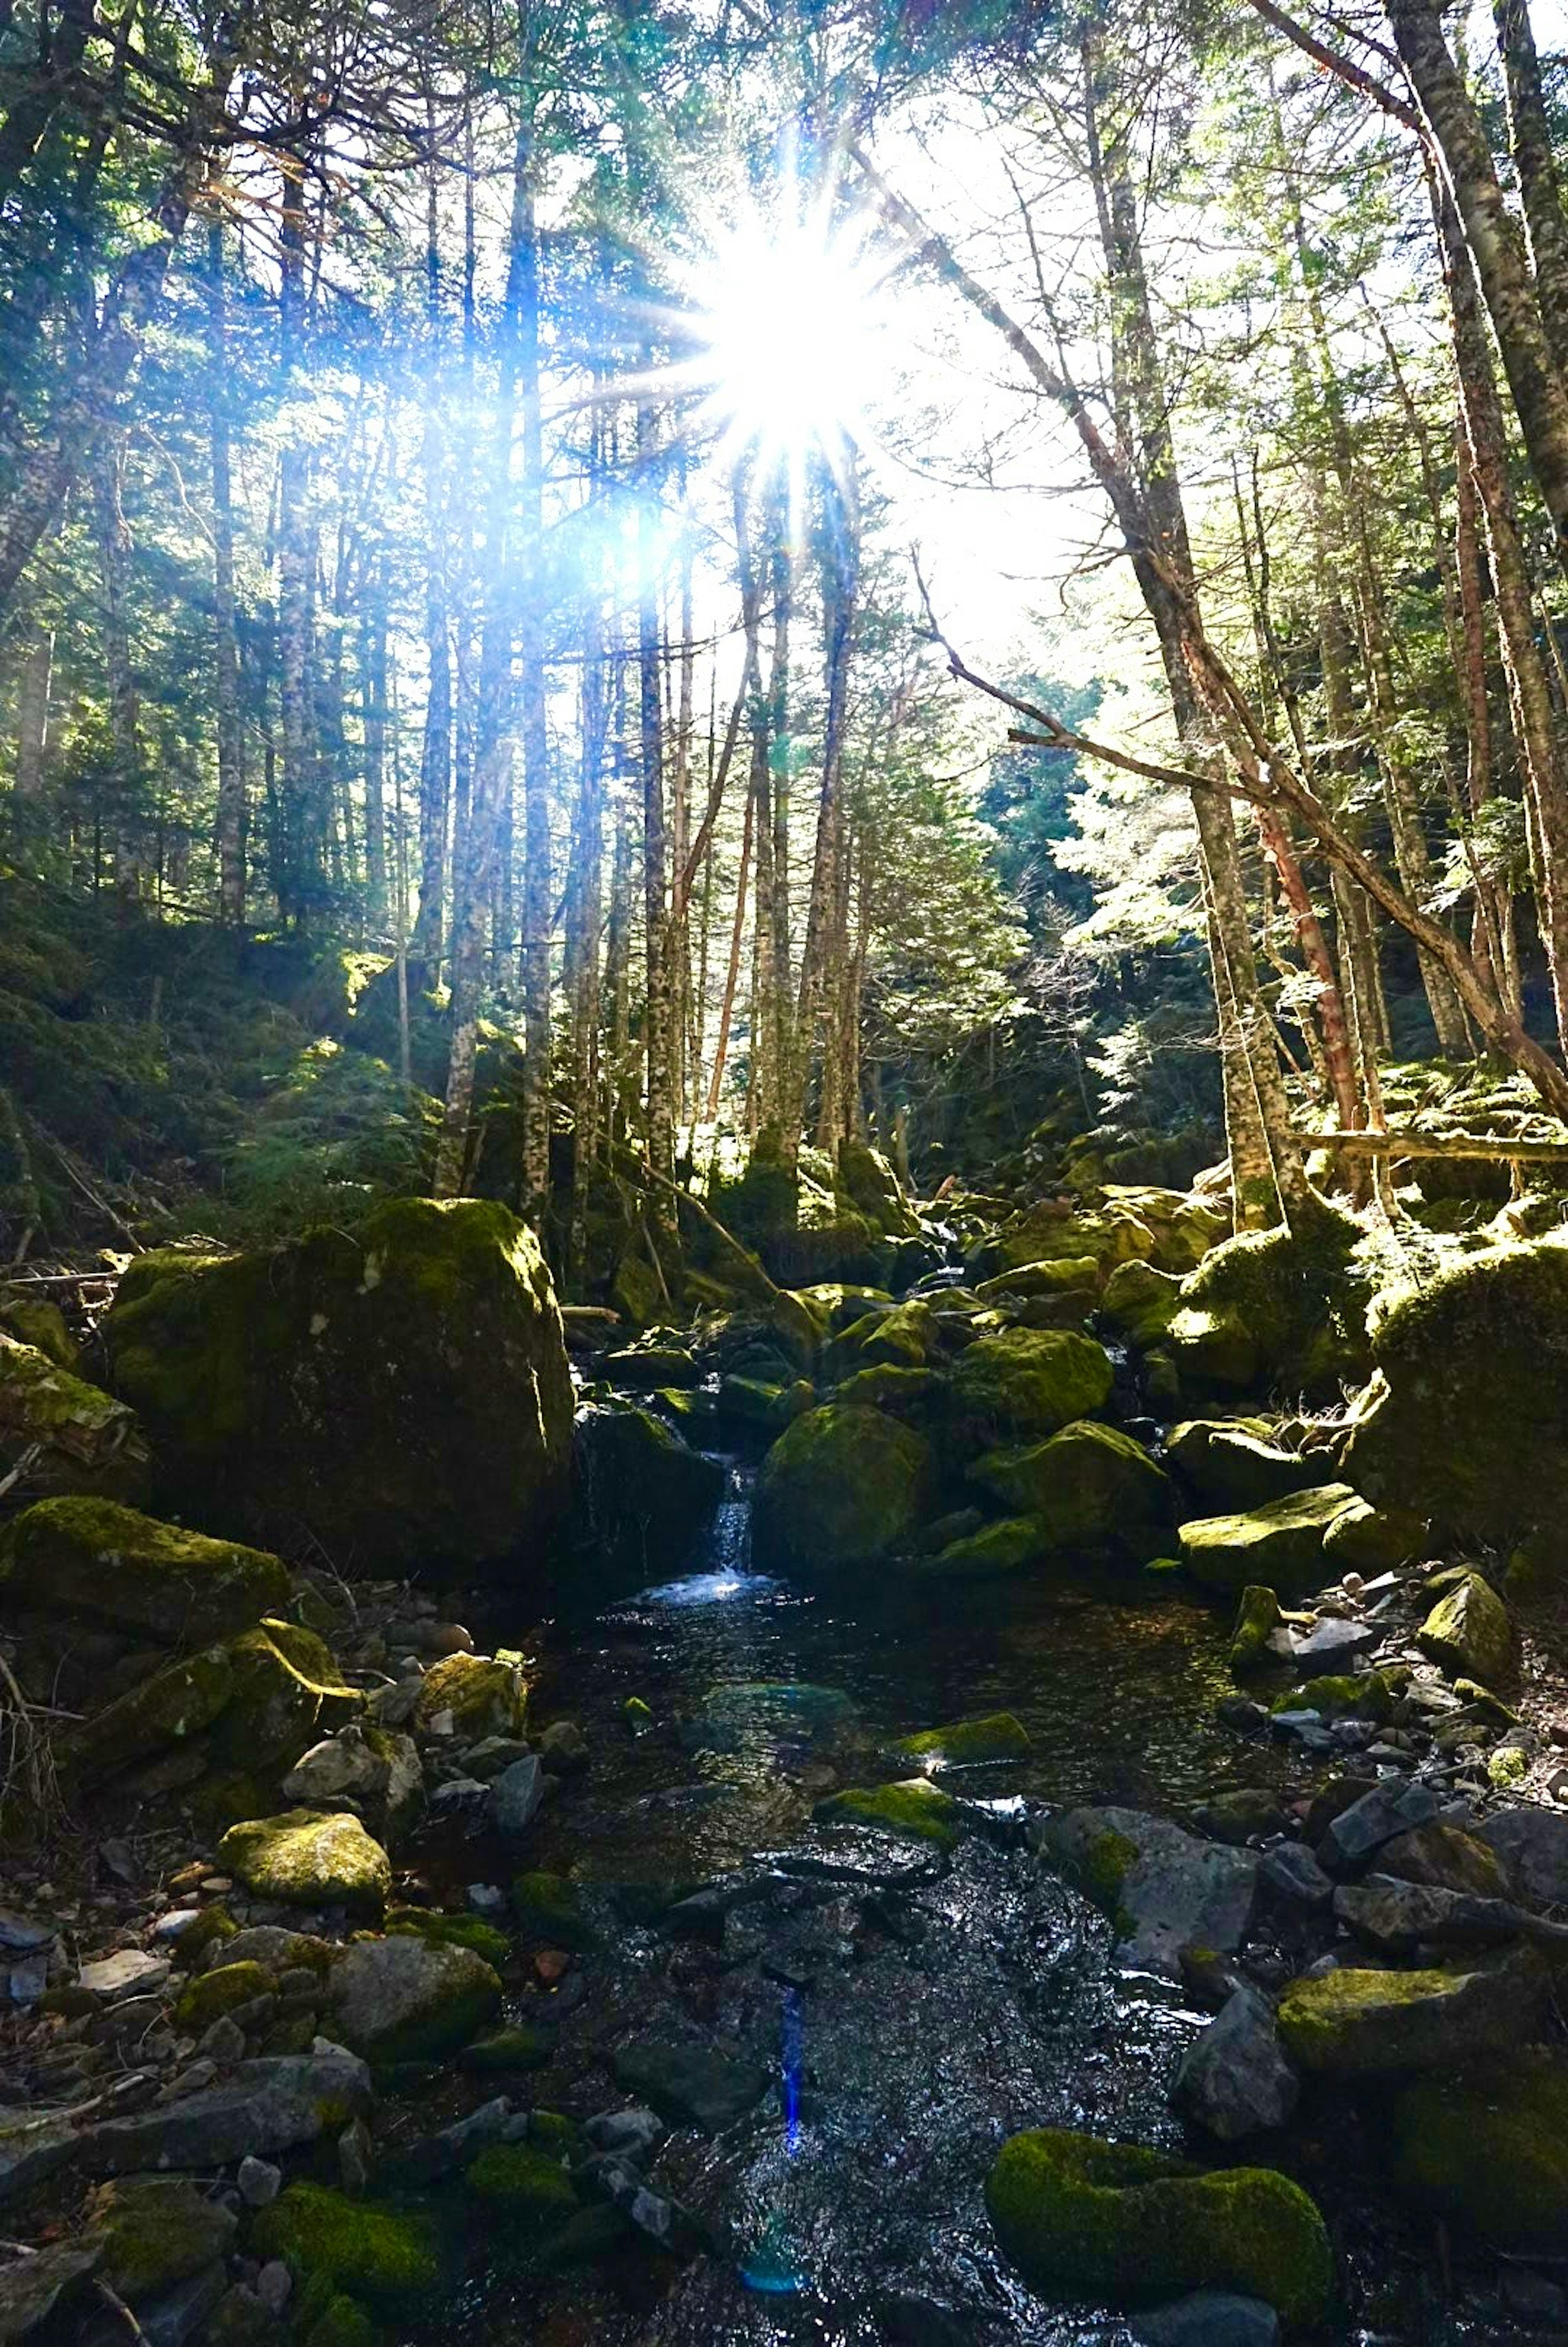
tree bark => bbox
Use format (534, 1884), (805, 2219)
(12, 619), (52, 859)
(207, 219), (245, 927)
(638, 392), (675, 1198)
(1492, 0), (1568, 384)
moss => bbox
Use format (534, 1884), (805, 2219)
(413, 1652), (526, 1738)
(1390, 2051), (1568, 2253)
(173, 1960), (274, 2031)
(1322, 1495), (1426, 1573)
(1229, 1584), (1283, 1673)
(2, 1498), (289, 1646)
(968, 1421), (1172, 1566)
(893, 1713), (1030, 1765)
(984, 2126), (1332, 2327)
(910, 1515), (1049, 1577)
(459, 2024), (554, 2074)
(752, 1403), (936, 1573)
(1416, 1573), (1513, 1686)
(1077, 1827), (1139, 1941)
(1179, 1484), (1358, 1596)
(217, 1809), (390, 1915)
(814, 1778), (962, 1849)
(1098, 1258), (1184, 1347)
(67, 1642), (235, 1785)
(511, 1871), (599, 1951)
(0, 1296), (76, 1369)
(0, 1338), (151, 1505)
(1168, 1198), (1370, 1401)
(1489, 1744), (1530, 1788)
(1277, 1966), (1523, 2074)
(527, 2111), (585, 2161)
(1166, 1420), (1321, 1513)
(465, 2142), (578, 2219)
(1270, 1671), (1394, 1724)
(91, 2175), (237, 2301)
(949, 1327), (1113, 1438)
(299, 2291), (381, 2347)
(834, 1363), (944, 1412)
(623, 1695), (653, 1734)
(829, 1300), (935, 1372)
(249, 2182), (438, 2305)
(386, 1908), (510, 1968)
(168, 1904), (236, 1970)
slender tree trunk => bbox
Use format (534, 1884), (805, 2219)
(410, 133), (449, 967)
(12, 620), (52, 859)
(276, 149), (318, 925)
(568, 592), (606, 1272)
(637, 391), (675, 1197)
(511, 128), (552, 1220)
(794, 455), (860, 1145)
(361, 551), (388, 934)
(1492, 0), (1568, 384)
(708, 776), (754, 1120)
(93, 436), (141, 905)
(207, 219), (245, 927)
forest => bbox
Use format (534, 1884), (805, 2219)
(3, 0), (1568, 2343)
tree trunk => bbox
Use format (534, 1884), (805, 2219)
(361, 552), (388, 935)
(794, 455), (860, 1145)
(276, 150), (319, 925)
(410, 136), (449, 967)
(12, 620), (52, 859)
(207, 219), (245, 927)
(511, 130), (552, 1220)
(637, 392), (675, 1196)
(92, 437), (141, 905)
(1492, 0), (1568, 384)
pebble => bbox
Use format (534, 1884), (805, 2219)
(0, 1911), (53, 1954)
(238, 2155), (282, 2207)
(198, 2015), (247, 2065)
(163, 2060), (218, 2102)
(256, 2260), (293, 2316)
(338, 2115), (373, 2195)
(151, 1909), (204, 1943)
(467, 1885), (506, 1916)
(78, 1948), (171, 2003)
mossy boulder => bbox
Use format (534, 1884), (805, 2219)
(790, 1282), (895, 1334)
(217, 1810), (391, 1916)
(466, 2140), (579, 2219)
(1270, 1671), (1395, 1724)
(67, 1642), (236, 1784)
(985, 2127), (1332, 2327)
(910, 1514), (1050, 1577)
(1165, 1420), (1322, 1512)
(893, 1713), (1030, 1765)
(0, 1334), (151, 1506)
(1179, 1485), (1358, 1596)
(0, 1294), (76, 1369)
(89, 2174), (237, 2303)
(752, 1403), (935, 1573)
(570, 1406), (725, 1584)
(250, 2182), (438, 2306)
(1390, 2050), (1568, 2253)
(209, 1620), (357, 1771)
(1415, 1571), (1513, 1686)
(949, 1327), (1113, 1438)
(974, 1257), (1103, 1304)
(1321, 1495), (1426, 1573)
(0, 1498), (288, 1647)
(834, 1363), (943, 1414)
(813, 1779), (963, 1848)
(173, 1960), (275, 2032)
(1342, 1234), (1568, 1551)
(460, 2025), (554, 2074)
(412, 1652), (526, 1738)
(103, 1197), (573, 1580)
(969, 1421), (1172, 1566)
(829, 1299), (935, 1373)
(1168, 1201), (1370, 1400)
(1097, 1258), (1184, 1346)
(1229, 1585), (1284, 1672)
(836, 1140), (921, 1237)
(1277, 1965), (1534, 2075)
(511, 1871), (599, 1952)
(327, 1932), (500, 2061)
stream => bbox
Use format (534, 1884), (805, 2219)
(403, 1457), (1518, 2347)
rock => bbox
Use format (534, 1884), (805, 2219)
(1099, 1259), (1185, 1348)
(1318, 1780), (1440, 1872)
(1178, 1486), (1359, 1596)
(913, 1515), (1052, 1577)
(327, 1934), (500, 2063)
(217, 1812), (390, 1915)
(0, 1499), (287, 1646)
(1189, 1788), (1285, 1845)
(1501, 2267), (1568, 2329)
(569, 1407), (725, 1581)
(250, 2180), (439, 2305)
(238, 2155), (281, 2207)
(1228, 1585), (1285, 1672)
(968, 1421), (1172, 1566)
(1277, 1963), (1537, 2074)
(892, 1713), (1029, 1765)
(1258, 1843), (1334, 1910)
(1477, 1806), (1568, 1906)
(0, 2107), (82, 2206)
(80, 1948), (170, 2003)
(465, 2140), (578, 2220)
(1134, 2293), (1280, 2347)
(173, 1961), (274, 2033)
(1165, 1421), (1321, 1512)
(1416, 1572), (1513, 1686)
(1166, 1203), (1370, 1399)
(611, 2035), (769, 2133)
(0, 1295), (75, 1368)
(0, 2241), (103, 2338)
(1390, 2049), (1568, 2253)
(984, 2126), (1331, 2326)
(752, 1404), (936, 1572)
(103, 1196), (573, 1580)
(814, 1780), (963, 1849)
(949, 1327), (1113, 1437)
(459, 2026), (553, 2075)
(413, 1653), (525, 1740)
(538, 1720), (588, 1776)
(337, 2115), (372, 2195)
(1322, 1495), (1425, 1572)
(0, 1333), (150, 1506)
(282, 1725), (422, 1843)
(80, 2045), (373, 2173)
(394, 2096), (515, 2185)
(1331, 1877), (1523, 1952)
(253, 2263), (292, 2318)
(584, 2106), (666, 2158)
(136, 2263), (231, 2345)
(510, 1872), (598, 1952)
(1174, 1985), (1299, 2141)
(1042, 1807), (1257, 1977)
(1287, 1617), (1380, 1677)
(1380, 1820), (1509, 1898)
(490, 1755), (545, 1836)
(90, 2174), (238, 2303)
(65, 1644), (237, 1785)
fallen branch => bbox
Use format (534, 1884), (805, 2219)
(1310, 1129), (1568, 1162)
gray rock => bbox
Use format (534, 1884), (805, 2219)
(7, 1958), (46, 2008)
(0, 2108), (81, 2206)
(1477, 1805), (1568, 1907)
(592, 2153), (707, 2256)
(584, 2106), (666, 2160)
(467, 1884), (506, 1915)
(540, 1719), (590, 1775)
(427, 1776), (488, 1818)
(460, 1736), (533, 1779)
(337, 2114), (373, 2194)
(0, 2240), (103, 2338)
(1318, 1780), (1440, 1872)
(397, 2095), (513, 2184)
(612, 2036), (769, 2133)
(1042, 1807), (1258, 1977)
(198, 2015), (246, 2066)
(1259, 1843), (1334, 1910)
(1288, 1618), (1380, 1677)
(1332, 1876), (1526, 1952)
(150, 1910), (203, 1945)
(79, 2045), (372, 2175)
(255, 2260), (292, 2316)
(1135, 2292), (1280, 2347)
(281, 1723), (422, 1840)
(134, 2260), (229, 2347)
(0, 1911), (53, 1954)
(79, 1949), (170, 2003)
(490, 1755), (546, 1836)
(236, 2155), (281, 2207)
(327, 1933), (499, 2061)
(1173, 1986), (1299, 2141)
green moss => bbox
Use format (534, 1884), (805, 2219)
(217, 1809), (390, 1915)
(1416, 1573), (1513, 1686)
(168, 1904), (236, 1970)
(911, 1515), (1049, 1577)
(250, 2183), (438, 2305)
(1179, 1484), (1358, 1596)
(173, 1960), (273, 2031)
(834, 1363), (944, 1411)
(985, 2126), (1332, 2326)
(465, 2142), (578, 2219)
(829, 1300), (935, 1372)
(386, 1907), (510, 1968)
(91, 2175), (237, 2301)
(968, 1421), (1172, 1566)
(67, 1641), (235, 1785)
(1270, 1671), (1394, 1724)
(413, 1653), (526, 1738)
(459, 2025), (555, 2074)
(623, 1696), (653, 1734)
(0, 1339), (150, 1505)
(753, 1403), (936, 1573)
(1391, 2051), (1568, 2253)
(299, 2291), (381, 2347)
(893, 1713), (1030, 1765)
(1168, 1199), (1370, 1401)
(209, 1620), (355, 1770)
(1077, 1827), (1139, 1941)
(814, 1779), (963, 1849)
(1229, 1584), (1283, 1673)
(1, 1497), (289, 1646)
(510, 1871), (599, 1952)
(0, 1296), (76, 1369)
(527, 2110), (585, 2161)
(1098, 1258), (1184, 1347)
(949, 1327), (1113, 1437)
(1489, 1745), (1530, 1788)
(1277, 1966), (1520, 2075)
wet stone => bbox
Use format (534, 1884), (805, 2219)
(612, 2035), (770, 2133)
(1135, 2293), (1280, 2347)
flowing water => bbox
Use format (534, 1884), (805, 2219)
(411, 1459), (1515, 2347)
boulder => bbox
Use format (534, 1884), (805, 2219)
(217, 1812), (390, 1915)
(814, 1780), (963, 1849)
(0, 2241), (102, 2335)
(413, 1653), (526, 1739)
(1321, 1495), (1425, 1573)
(103, 1196), (573, 1579)
(1330, 1877), (1522, 1953)
(1317, 1780), (1440, 1872)
(969, 1422), (1173, 1566)
(949, 1328), (1113, 1438)
(90, 2175), (238, 2305)
(282, 1725), (423, 1844)
(1174, 1985), (1299, 2141)
(0, 1333), (150, 1505)
(1228, 1586), (1285, 1673)
(328, 1934), (500, 2062)
(1042, 1807), (1258, 1977)
(1380, 1821), (1509, 1899)
(893, 1713), (1029, 1765)
(1477, 1807), (1568, 1908)
(570, 1407), (724, 1582)
(1134, 2297), (1279, 2347)
(612, 2035), (769, 2133)
(1342, 1235), (1568, 1552)
(1277, 1963), (1537, 2075)
(1416, 1572), (1512, 1685)
(66, 1643), (237, 1785)
(250, 2181), (439, 2305)
(1178, 1486), (1358, 1596)
(913, 1515), (1054, 1577)
(1165, 1422), (1322, 1513)
(829, 1299), (935, 1372)
(1390, 2049), (1568, 2254)
(1098, 1259), (1185, 1347)
(1167, 1204), (1370, 1399)
(985, 2126), (1331, 2327)
(80, 2046), (372, 2175)
(752, 1404), (936, 1573)
(0, 1499), (288, 1646)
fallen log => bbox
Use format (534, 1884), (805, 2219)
(1308, 1129), (1568, 1162)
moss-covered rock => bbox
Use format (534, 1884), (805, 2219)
(327, 1932), (499, 2061)
(1343, 1235), (1568, 1551)
(1097, 1258), (1184, 1346)
(813, 1778), (963, 1849)
(1390, 2050), (1568, 2253)
(511, 1871), (598, 1952)
(1228, 1584), (1284, 1672)
(1415, 1571), (1513, 1685)
(752, 1403), (935, 1573)
(207, 1620), (356, 1774)
(0, 1498), (288, 1647)
(974, 1256), (1103, 1303)
(829, 1299), (935, 1373)
(0, 1294), (76, 1369)
(173, 1960), (275, 2032)
(0, 1334), (151, 1505)
(250, 2182), (438, 2306)
(834, 1363), (944, 1413)
(465, 2141), (578, 2219)
(1277, 1965), (1533, 2075)
(1165, 1420), (1322, 1512)
(90, 2174), (237, 2303)
(103, 1196), (573, 1580)
(1168, 1201), (1370, 1400)
(893, 1713), (1030, 1764)
(969, 1421), (1172, 1566)
(1269, 1671), (1395, 1724)
(569, 1406), (725, 1584)
(1321, 1495), (1425, 1573)
(217, 1811), (391, 1915)
(1179, 1485), (1358, 1596)
(412, 1652), (526, 1738)
(386, 1907), (510, 1968)
(985, 2126), (1332, 2327)
(67, 1642), (236, 1784)
(911, 1514), (1050, 1577)
(949, 1328), (1113, 1438)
